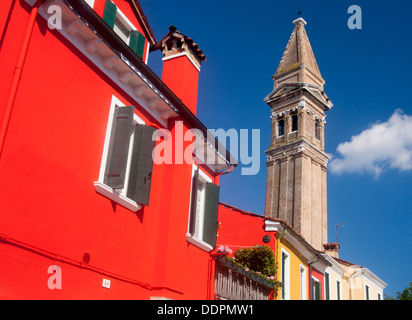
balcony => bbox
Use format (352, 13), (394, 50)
(214, 256), (276, 300)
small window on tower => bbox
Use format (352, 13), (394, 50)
(291, 114), (298, 132)
(278, 119), (285, 137)
(315, 121), (321, 140)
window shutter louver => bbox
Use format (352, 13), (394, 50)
(103, 0), (117, 29)
(104, 105), (134, 189)
(136, 32), (146, 59)
(189, 167), (199, 235)
(202, 182), (220, 248)
(129, 30), (138, 53)
(126, 124), (156, 206)
(315, 282), (321, 300)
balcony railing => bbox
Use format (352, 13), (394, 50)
(214, 257), (275, 300)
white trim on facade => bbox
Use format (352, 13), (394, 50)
(162, 52), (201, 72)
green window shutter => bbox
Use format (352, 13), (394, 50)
(104, 105), (134, 189)
(325, 273), (330, 300)
(315, 282), (321, 300)
(129, 30), (138, 53)
(129, 30), (145, 59)
(126, 124), (156, 206)
(103, 0), (117, 29)
(136, 31), (146, 59)
(202, 182), (220, 248)
(189, 167), (200, 235)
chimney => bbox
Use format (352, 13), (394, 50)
(157, 26), (206, 115)
(323, 243), (340, 259)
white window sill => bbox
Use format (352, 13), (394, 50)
(94, 181), (142, 212)
(186, 233), (213, 252)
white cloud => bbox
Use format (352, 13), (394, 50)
(329, 109), (412, 177)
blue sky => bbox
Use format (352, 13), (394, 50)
(141, 0), (412, 297)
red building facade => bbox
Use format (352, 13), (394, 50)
(0, 0), (234, 299)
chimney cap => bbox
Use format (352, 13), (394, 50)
(157, 26), (206, 63)
(323, 243), (340, 251)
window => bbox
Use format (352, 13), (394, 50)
(278, 119), (285, 137)
(281, 249), (290, 300)
(103, 0), (146, 59)
(300, 265), (307, 300)
(94, 96), (156, 211)
(291, 114), (298, 132)
(186, 165), (220, 252)
(365, 285), (370, 300)
(311, 276), (321, 300)
(337, 280), (341, 300)
(378, 293), (381, 300)
(325, 272), (330, 300)
(113, 18), (131, 44)
(315, 121), (321, 140)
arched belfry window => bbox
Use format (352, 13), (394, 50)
(291, 114), (298, 132)
(278, 119), (285, 137)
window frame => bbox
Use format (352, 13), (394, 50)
(281, 248), (290, 300)
(324, 271), (330, 300)
(94, 95), (145, 212)
(113, 6), (136, 45)
(84, 0), (95, 8)
(311, 276), (321, 300)
(300, 264), (307, 300)
(337, 279), (341, 300)
(186, 165), (214, 252)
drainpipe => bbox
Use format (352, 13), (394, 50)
(0, 1), (41, 159)
(215, 165), (235, 185)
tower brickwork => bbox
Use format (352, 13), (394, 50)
(264, 18), (333, 251)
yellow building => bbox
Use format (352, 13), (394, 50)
(265, 220), (331, 300)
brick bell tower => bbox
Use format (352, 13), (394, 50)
(263, 18), (333, 251)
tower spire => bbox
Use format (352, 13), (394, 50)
(274, 18), (324, 90)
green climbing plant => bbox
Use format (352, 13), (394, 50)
(232, 245), (277, 278)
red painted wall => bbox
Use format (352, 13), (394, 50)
(217, 203), (277, 262)
(0, 0), (216, 299)
(162, 56), (200, 115)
